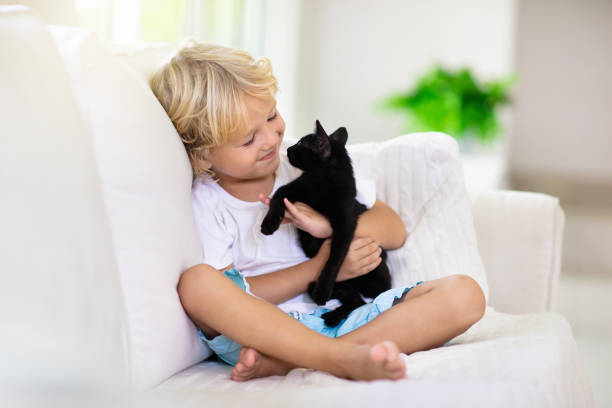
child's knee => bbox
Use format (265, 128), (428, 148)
(177, 264), (219, 310)
(443, 275), (486, 325)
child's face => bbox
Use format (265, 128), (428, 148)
(203, 97), (285, 184)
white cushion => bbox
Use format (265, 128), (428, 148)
(107, 42), (176, 83)
(159, 310), (593, 408)
(0, 6), (125, 387)
(48, 26), (210, 388)
(348, 133), (489, 299)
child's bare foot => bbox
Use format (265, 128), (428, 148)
(230, 342), (405, 382)
(230, 347), (294, 381)
(337, 341), (406, 381)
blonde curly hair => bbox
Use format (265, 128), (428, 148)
(149, 40), (278, 179)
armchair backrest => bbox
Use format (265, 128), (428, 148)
(0, 5), (127, 388)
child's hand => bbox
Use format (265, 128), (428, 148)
(314, 237), (382, 282)
(259, 194), (332, 239)
(337, 237), (382, 281)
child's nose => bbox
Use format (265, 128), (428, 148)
(261, 123), (280, 146)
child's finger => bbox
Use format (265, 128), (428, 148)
(351, 237), (377, 251)
(284, 198), (303, 220)
(292, 202), (312, 216)
(360, 246), (382, 265)
(354, 241), (382, 262)
(359, 256), (383, 276)
(283, 197), (296, 211)
(258, 193), (271, 205)
(280, 208), (298, 224)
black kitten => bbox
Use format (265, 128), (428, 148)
(261, 120), (391, 326)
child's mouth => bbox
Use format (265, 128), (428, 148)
(259, 149), (276, 161)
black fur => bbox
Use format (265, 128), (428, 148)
(261, 120), (391, 326)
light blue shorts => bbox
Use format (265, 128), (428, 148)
(199, 268), (424, 366)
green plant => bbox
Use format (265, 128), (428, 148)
(381, 66), (516, 144)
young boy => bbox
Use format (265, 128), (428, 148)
(150, 41), (486, 382)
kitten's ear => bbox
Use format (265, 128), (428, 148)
(315, 120), (328, 137)
(329, 127), (348, 146)
(313, 121), (332, 160)
(317, 133), (332, 160)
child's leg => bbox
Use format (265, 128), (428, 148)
(232, 274), (485, 380)
(178, 264), (406, 381)
(338, 274), (486, 351)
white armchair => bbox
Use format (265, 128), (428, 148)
(0, 6), (593, 407)
(470, 190), (565, 314)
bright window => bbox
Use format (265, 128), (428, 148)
(75, 0), (253, 49)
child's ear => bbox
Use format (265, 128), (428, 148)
(202, 159), (213, 171)
(193, 150), (213, 172)
(329, 127), (348, 146)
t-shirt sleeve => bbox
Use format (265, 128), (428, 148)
(355, 175), (377, 208)
(191, 184), (235, 270)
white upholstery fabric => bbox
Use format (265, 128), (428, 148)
(48, 25), (210, 387)
(470, 190), (565, 313)
(348, 133), (489, 300)
(0, 6), (126, 388)
(160, 309), (593, 408)
(107, 42), (176, 82)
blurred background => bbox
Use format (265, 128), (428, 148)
(8, 0), (611, 405)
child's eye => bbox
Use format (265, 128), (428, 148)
(243, 135), (255, 146)
(267, 112), (277, 122)
(243, 136), (254, 146)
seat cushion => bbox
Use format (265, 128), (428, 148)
(159, 310), (593, 407)
(48, 26), (210, 388)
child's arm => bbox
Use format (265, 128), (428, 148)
(248, 197), (402, 304)
(250, 195), (383, 304)
(246, 236), (381, 305)
(354, 199), (406, 250)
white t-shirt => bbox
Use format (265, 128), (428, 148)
(191, 144), (377, 314)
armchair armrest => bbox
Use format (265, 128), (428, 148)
(470, 190), (565, 314)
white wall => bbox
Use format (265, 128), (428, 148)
(294, 0), (516, 143)
(259, 0), (303, 145)
(511, 0), (612, 275)
(511, 0), (612, 184)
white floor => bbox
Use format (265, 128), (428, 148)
(558, 272), (612, 408)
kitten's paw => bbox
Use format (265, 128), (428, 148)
(261, 213), (282, 235)
(322, 309), (346, 327)
(308, 281), (333, 305)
